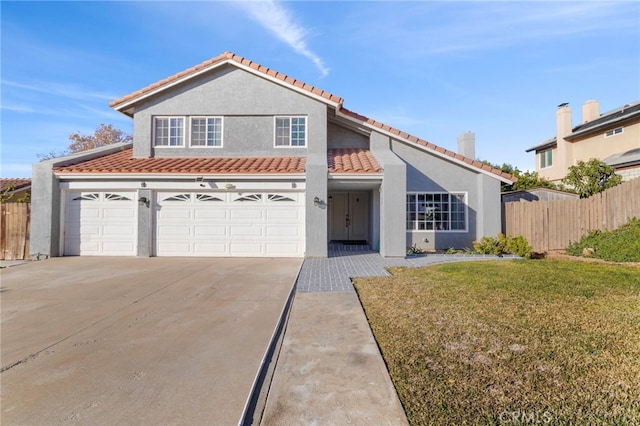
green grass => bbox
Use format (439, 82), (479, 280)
(354, 260), (640, 425)
(566, 218), (640, 262)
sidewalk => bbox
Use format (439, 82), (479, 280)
(260, 248), (518, 425)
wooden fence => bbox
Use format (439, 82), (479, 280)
(1, 203), (31, 260)
(503, 178), (640, 253)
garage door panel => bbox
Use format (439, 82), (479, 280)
(103, 207), (136, 219)
(157, 209), (193, 220)
(266, 209), (300, 220)
(157, 225), (192, 237)
(265, 243), (301, 256)
(230, 209), (262, 220)
(78, 225), (100, 236)
(77, 208), (101, 220)
(193, 243), (228, 255)
(78, 241), (100, 254)
(266, 225), (300, 237)
(193, 225), (227, 237)
(102, 241), (136, 253)
(230, 242), (262, 255)
(156, 242), (192, 255)
(230, 226), (263, 237)
(194, 209), (227, 220)
(103, 225), (136, 237)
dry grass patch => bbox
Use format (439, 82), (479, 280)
(354, 260), (640, 425)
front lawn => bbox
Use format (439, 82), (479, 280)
(354, 260), (640, 425)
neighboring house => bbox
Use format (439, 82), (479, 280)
(1, 178), (31, 202)
(31, 52), (514, 259)
(526, 100), (640, 182)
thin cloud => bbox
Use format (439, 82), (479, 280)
(345, 2), (638, 57)
(2, 80), (117, 101)
(0, 103), (35, 113)
(236, 0), (329, 77)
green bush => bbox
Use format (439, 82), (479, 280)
(566, 218), (640, 262)
(473, 233), (533, 259)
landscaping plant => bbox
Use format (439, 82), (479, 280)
(472, 233), (533, 258)
(566, 217), (640, 262)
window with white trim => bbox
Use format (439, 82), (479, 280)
(154, 117), (185, 147)
(275, 116), (306, 147)
(540, 148), (553, 168)
(604, 127), (623, 138)
(406, 192), (467, 231)
(191, 117), (222, 147)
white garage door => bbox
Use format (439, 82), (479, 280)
(155, 192), (305, 257)
(64, 192), (137, 256)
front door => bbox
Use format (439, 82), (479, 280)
(329, 192), (369, 242)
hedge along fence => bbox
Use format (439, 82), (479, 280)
(1, 203), (30, 260)
(503, 178), (640, 253)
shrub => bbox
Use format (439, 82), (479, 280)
(406, 244), (425, 255)
(566, 218), (640, 262)
(473, 233), (533, 259)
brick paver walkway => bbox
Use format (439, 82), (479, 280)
(296, 244), (519, 292)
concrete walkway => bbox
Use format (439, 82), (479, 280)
(261, 247), (518, 425)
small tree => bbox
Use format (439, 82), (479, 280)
(38, 123), (132, 160)
(562, 159), (622, 198)
(480, 161), (560, 192)
(0, 185), (30, 203)
(510, 170), (557, 191)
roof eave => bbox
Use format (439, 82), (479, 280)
(565, 111), (640, 141)
(53, 172), (307, 180)
(328, 173), (384, 179)
(336, 109), (516, 184)
(111, 56), (343, 115)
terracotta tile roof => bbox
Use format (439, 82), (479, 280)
(54, 146), (384, 176)
(108, 51), (515, 182)
(53, 146), (306, 175)
(109, 51), (344, 109)
(328, 149), (382, 173)
(1, 178), (31, 192)
(340, 108), (516, 182)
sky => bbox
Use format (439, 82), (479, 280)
(2, 1), (639, 178)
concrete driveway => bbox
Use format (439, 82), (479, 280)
(1, 257), (301, 425)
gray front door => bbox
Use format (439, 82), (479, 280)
(329, 192), (369, 241)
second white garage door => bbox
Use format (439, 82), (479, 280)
(155, 192), (305, 257)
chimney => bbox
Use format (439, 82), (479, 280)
(457, 131), (475, 159)
(582, 100), (600, 123)
(556, 103), (572, 140)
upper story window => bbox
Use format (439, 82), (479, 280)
(154, 117), (184, 147)
(604, 127), (623, 138)
(540, 148), (553, 169)
(275, 116), (306, 147)
(191, 117), (223, 147)
(406, 192), (467, 232)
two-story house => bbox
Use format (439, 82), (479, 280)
(526, 100), (640, 182)
(31, 52), (514, 259)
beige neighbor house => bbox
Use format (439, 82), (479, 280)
(526, 100), (640, 182)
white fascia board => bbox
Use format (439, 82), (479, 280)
(54, 173), (306, 180)
(113, 59), (341, 114)
(60, 180), (306, 191)
(335, 110), (514, 185)
(328, 173), (383, 181)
